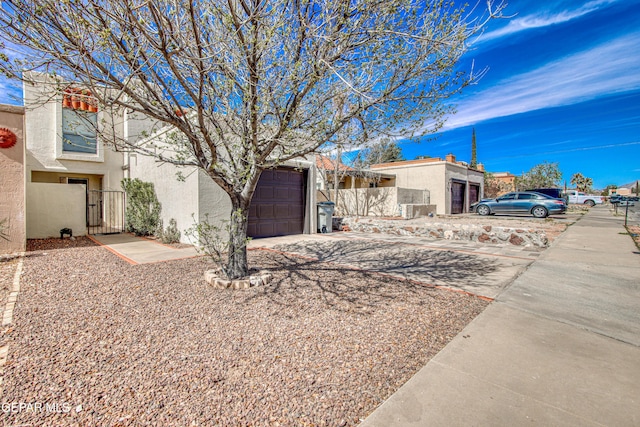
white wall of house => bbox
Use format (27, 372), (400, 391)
(26, 182), (87, 238)
(127, 148), (202, 244)
(129, 130), (317, 243)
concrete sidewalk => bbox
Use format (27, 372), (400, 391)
(88, 233), (199, 264)
(359, 206), (640, 426)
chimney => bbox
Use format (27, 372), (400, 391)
(477, 163), (485, 171)
(445, 153), (456, 163)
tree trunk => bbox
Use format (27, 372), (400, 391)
(226, 201), (250, 279)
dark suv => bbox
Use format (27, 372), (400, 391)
(526, 188), (564, 199)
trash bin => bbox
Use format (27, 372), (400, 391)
(317, 201), (335, 233)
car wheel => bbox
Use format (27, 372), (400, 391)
(584, 200), (596, 207)
(532, 206), (548, 218)
(476, 204), (490, 216)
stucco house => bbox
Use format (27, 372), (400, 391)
(22, 75), (158, 238)
(315, 153), (484, 217)
(20, 76), (318, 241)
(370, 154), (485, 215)
(128, 127), (317, 241)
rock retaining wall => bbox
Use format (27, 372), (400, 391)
(339, 217), (550, 248)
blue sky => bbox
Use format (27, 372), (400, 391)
(1, 0), (638, 189)
(399, 0), (640, 189)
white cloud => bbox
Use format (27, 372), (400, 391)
(478, 0), (620, 43)
(432, 32), (640, 132)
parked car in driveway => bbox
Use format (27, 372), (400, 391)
(471, 191), (567, 218)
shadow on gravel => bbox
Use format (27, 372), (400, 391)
(242, 240), (499, 312)
(245, 251), (442, 313)
(273, 240), (499, 282)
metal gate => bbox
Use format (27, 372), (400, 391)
(88, 190), (125, 235)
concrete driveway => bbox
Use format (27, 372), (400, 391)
(268, 232), (537, 300)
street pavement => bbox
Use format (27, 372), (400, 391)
(359, 205), (640, 426)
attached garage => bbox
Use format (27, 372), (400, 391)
(248, 167), (306, 238)
(451, 180), (466, 214)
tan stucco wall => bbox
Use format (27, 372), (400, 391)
(372, 161), (484, 215)
(27, 182), (87, 238)
(31, 171), (103, 191)
(0, 105), (26, 254)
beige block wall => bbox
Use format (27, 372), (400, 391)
(0, 105), (26, 254)
(26, 182), (87, 238)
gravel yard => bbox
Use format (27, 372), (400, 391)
(2, 238), (488, 426)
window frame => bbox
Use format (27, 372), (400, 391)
(56, 94), (104, 162)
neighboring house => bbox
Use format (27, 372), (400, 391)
(485, 171), (516, 197)
(315, 154), (422, 217)
(0, 104), (26, 254)
(614, 180), (640, 196)
(129, 127), (317, 241)
(370, 154), (485, 215)
(315, 154), (394, 198)
(22, 74), (157, 238)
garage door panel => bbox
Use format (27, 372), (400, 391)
(275, 187), (289, 199)
(248, 168), (305, 238)
(259, 204), (274, 218)
(258, 185), (274, 199)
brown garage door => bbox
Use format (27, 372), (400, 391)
(451, 181), (466, 214)
(248, 167), (305, 238)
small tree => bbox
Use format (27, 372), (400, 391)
(515, 162), (562, 191)
(354, 139), (405, 168)
(121, 178), (161, 236)
(484, 172), (512, 198)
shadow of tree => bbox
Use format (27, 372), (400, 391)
(241, 239), (498, 313)
(273, 239), (499, 285)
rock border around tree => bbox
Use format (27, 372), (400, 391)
(204, 269), (273, 290)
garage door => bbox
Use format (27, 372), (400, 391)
(451, 181), (466, 214)
(248, 168), (305, 238)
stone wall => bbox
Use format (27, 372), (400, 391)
(340, 217), (550, 248)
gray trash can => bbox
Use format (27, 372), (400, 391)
(317, 201), (335, 233)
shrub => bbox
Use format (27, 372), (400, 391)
(121, 178), (161, 236)
(158, 218), (181, 244)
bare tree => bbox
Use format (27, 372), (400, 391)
(0, 0), (505, 278)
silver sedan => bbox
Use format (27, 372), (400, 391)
(471, 191), (567, 218)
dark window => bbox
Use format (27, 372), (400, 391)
(518, 193), (537, 200)
(498, 193), (516, 200)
